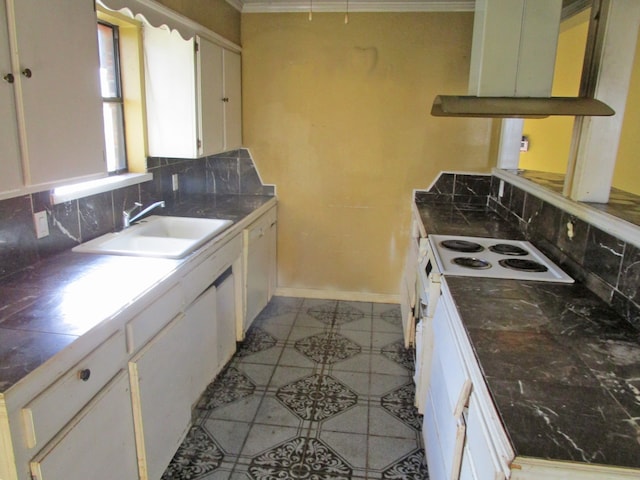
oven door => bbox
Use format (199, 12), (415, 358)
(414, 238), (441, 414)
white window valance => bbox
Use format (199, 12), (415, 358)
(97, 0), (241, 52)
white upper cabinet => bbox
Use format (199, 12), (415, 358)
(198, 36), (225, 156)
(6, 0), (106, 192)
(223, 49), (242, 151)
(0, 0), (22, 197)
(143, 24), (198, 158)
(143, 22), (241, 158)
(199, 39), (242, 155)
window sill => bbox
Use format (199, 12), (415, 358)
(51, 172), (153, 204)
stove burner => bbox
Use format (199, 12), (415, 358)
(489, 243), (528, 256)
(440, 240), (484, 253)
(499, 258), (548, 273)
(452, 257), (492, 270)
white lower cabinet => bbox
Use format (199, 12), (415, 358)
(215, 269), (237, 367)
(185, 281), (220, 402)
(29, 371), (138, 480)
(463, 395), (505, 480)
(129, 235), (243, 480)
(424, 390), (448, 480)
(0, 210), (275, 480)
(400, 211), (422, 348)
(459, 445), (477, 480)
(423, 280), (509, 480)
(129, 313), (193, 480)
(243, 206), (277, 334)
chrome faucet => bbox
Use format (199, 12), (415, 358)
(123, 201), (165, 228)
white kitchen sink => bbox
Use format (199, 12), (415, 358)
(72, 216), (233, 259)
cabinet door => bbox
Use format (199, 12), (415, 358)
(30, 371), (138, 480)
(129, 313), (193, 480)
(423, 390), (448, 480)
(223, 49), (242, 150)
(184, 283), (219, 402)
(0, 0), (22, 197)
(198, 36), (224, 156)
(144, 23), (197, 158)
(12, 0), (106, 187)
(400, 234), (419, 348)
(464, 396), (505, 480)
(245, 221), (270, 327)
(216, 271), (237, 368)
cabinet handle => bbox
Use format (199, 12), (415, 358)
(78, 368), (91, 382)
(22, 68), (32, 78)
(3, 73), (14, 83)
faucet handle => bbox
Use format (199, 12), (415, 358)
(124, 202), (142, 216)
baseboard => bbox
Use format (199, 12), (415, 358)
(274, 287), (400, 304)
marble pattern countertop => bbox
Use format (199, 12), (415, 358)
(415, 201), (640, 470)
(0, 194), (275, 393)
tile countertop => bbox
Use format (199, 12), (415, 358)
(415, 200), (640, 470)
(0, 194), (275, 393)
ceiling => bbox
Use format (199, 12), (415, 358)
(228, 1), (474, 13)
(228, 0), (590, 14)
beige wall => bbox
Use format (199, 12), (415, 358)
(154, 0), (240, 45)
(242, 12), (495, 298)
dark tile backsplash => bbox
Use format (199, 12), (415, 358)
(0, 149), (273, 281)
(416, 171), (640, 330)
(145, 149), (274, 203)
(415, 173), (492, 207)
(488, 176), (640, 331)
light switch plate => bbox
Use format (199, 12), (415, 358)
(34, 211), (49, 239)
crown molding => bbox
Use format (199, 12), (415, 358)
(238, 1), (474, 13)
(225, 0), (243, 11)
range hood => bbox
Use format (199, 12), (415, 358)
(431, 95), (614, 118)
(432, 0), (614, 118)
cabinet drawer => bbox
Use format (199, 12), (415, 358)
(126, 283), (184, 354)
(246, 207), (276, 241)
(182, 235), (241, 306)
(22, 330), (126, 450)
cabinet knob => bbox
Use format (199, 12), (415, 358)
(78, 368), (91, 382)
(222, 97), (229, 102)
(3, 73), (14, 84)
(22, 68), (32, 78)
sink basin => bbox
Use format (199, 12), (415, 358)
(72, 216), (233, 259)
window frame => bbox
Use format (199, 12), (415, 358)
(97, 20), (128, 174)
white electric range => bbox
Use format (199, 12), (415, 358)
(428, 234), (574, 283)
(412, 234), (573, 415)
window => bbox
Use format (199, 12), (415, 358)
(97, 21), (127, 173)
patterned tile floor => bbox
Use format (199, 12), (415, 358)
(161, 297), (428, 479)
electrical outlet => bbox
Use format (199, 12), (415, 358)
(172, 174), (179, 192)
(34, 211), (49, 239)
